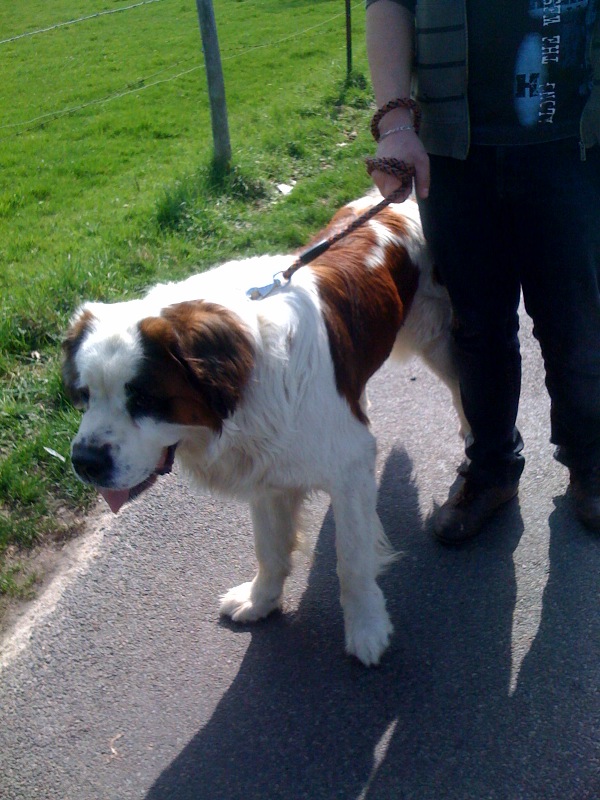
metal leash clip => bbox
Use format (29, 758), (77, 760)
(246, 240), (331, 302)
(246, 272), (286, 301)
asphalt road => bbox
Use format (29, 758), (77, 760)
(1, 309), (598, 800)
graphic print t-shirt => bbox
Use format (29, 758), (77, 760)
(468, 0), (597, 144)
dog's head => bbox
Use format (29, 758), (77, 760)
(62, 299), (255, 512)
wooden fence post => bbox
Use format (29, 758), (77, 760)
(345, 0), (352, 77)
(195, 0), (231, 168)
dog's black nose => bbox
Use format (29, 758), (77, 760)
(71, 442), (113, 485)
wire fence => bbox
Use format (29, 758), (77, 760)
(1, 0), (363, 139)
(0, 0), (167, 46)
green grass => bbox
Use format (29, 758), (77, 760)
(0, 0), (376, 601)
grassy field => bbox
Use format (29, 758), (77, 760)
(0, 0), (376, 603)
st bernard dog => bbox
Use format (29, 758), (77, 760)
(62, 194), (464, 666)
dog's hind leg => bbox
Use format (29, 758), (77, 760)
(219, 489), (304, 623)
(419, 336), (469, 438)
(329, 443), (394, 666)
(393, 269), (469, 439)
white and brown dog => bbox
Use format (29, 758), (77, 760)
(62, 194), (463, 666)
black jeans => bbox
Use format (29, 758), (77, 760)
(418, 140), (600, 485)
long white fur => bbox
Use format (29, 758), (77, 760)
(68, 197), (463, 666)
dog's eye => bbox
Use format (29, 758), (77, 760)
(125, 383), (167, 419)
(74, 386), (90, 410)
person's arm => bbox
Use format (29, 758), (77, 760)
(366, 0), (430, 200)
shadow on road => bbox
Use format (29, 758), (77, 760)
(145, 448), (599, 800)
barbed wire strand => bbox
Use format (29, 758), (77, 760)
(0, 66), (203, 137)
(220, 5), (360, 58)
(0, 0), (166, 47)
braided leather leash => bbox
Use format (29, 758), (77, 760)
(247, 97), (421, 300)
(247, 158), (416, 300)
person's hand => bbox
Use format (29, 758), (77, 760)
(370, 128), (430, 202)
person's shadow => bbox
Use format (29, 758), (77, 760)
(145, 448), (598, 800)
(496, 496), (600, 800)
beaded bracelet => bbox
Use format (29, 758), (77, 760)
(370, 98), (421, 142)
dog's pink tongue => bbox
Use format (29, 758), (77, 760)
(99, 488), (130, 514)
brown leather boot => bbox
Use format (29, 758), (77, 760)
(432, 476), (519, 544)
(569, 467), (600, 531)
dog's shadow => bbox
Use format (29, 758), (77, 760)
(145, 448), (599, 800)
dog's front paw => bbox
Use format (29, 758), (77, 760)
(345, 616), (393, 666)
(219, 579), (282, 623)
(342, 589), (393, 666)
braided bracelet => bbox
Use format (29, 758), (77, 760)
(370, 98), (421, 142)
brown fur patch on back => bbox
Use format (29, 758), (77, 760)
(299, 205), (363, 253)
(136, 301), (255, 431)
(311, 208), (420, 423)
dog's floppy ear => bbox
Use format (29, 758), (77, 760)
(61, 308), (96, 406)
(140, 301), (255, 429)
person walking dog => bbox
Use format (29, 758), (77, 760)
(366, 0), (600, 543)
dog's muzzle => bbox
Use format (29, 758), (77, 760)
(71, 442), (178, 514)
